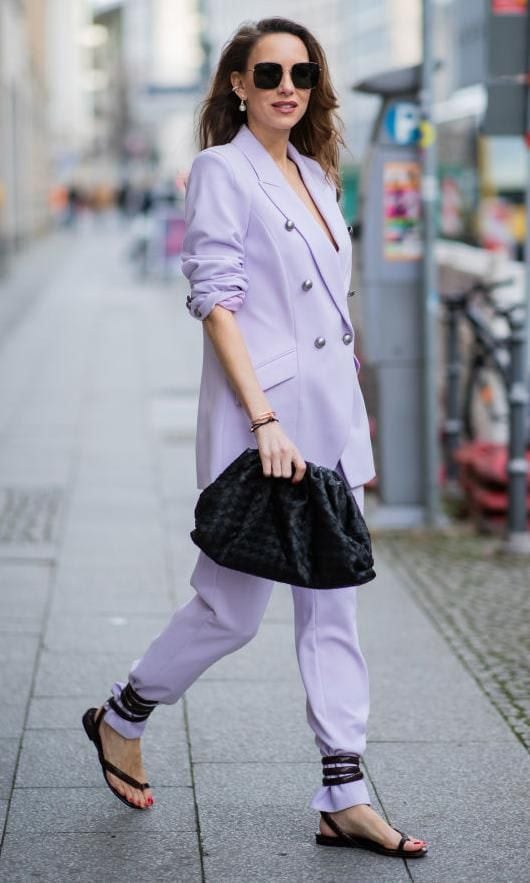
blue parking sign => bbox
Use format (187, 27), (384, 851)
(384, 102), (420, 145)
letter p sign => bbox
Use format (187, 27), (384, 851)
(384, 102), (420, 146)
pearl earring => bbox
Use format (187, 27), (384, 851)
(232, 85), (246, 113)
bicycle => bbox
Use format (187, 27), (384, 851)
(440, 278), (525, 481)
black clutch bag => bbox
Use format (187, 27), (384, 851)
(191, 449), (376, 589)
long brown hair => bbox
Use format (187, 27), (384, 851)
(198, 17), (345, 191)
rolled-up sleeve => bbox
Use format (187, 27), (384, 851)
(181, 149), (250, 321)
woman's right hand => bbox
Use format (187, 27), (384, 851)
(254, 421), (306, 484)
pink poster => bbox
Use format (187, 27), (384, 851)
(492, 0), (526, 15)
(382, 161), (422, 261)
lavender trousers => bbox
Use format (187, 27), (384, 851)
(103, 481), (371, 813)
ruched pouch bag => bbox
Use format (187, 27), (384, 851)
(190, 449), (376, 589)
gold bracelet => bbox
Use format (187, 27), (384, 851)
(249, 416), (279, 433)
(250, 409), (276, 424)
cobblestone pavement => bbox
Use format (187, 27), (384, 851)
(376, 527), (530, 751)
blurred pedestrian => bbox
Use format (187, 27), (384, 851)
(83, 16), (427, 860)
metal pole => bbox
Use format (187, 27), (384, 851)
(504, 5), (530, 554)
(444, 300), (462, 483)
(420, 0), (440, 525)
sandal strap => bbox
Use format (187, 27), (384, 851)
(102, 758), (150, 790)
(320, 810), (349, 840)
(321, 812), (418, 856)
(321, 754), (364, 786)
(108, 683), (158, 723)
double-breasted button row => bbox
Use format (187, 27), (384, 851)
(313, 333), (353, 349)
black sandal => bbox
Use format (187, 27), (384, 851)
(316, 810), (428, 858)
(82, 703), (153, 811)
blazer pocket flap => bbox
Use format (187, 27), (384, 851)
(255, 349), (297, 391)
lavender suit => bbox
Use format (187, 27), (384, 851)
(103, 124), (377, 813)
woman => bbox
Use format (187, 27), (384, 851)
(83, 17), (428, 859)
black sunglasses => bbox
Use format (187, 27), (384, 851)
(247, 61), (320, 90)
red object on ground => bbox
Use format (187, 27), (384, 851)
(453, 441), (530, 529)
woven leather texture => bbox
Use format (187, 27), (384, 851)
(191, 449), (376, 589)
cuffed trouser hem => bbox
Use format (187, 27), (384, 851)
(310, 775), (371, 812)
(102, 681), (149, 740)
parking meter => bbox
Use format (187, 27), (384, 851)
(354, 66), (424, 505)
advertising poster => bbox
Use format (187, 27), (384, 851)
(382, 161), (422, 261)
(492, 0), (526, 14)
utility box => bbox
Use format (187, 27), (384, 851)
(354, 66), (424, 505)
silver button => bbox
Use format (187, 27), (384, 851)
(347, 289), (356, 298)
(194, 307), (202, 318)
(285, 219), (295, 231)
(342, 333), (353, 345)
(314, 336), (326, 349)
(302, 279), (313, 291)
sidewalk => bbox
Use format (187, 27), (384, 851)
(0, 227), (528, 882)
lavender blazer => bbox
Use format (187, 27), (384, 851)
(181, 123), (375, 490)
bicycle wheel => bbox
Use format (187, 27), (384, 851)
(463, 360), (509, 444)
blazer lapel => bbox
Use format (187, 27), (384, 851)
(231, 125), (352, 329)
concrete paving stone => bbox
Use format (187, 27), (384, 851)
(64, 514), (163, 539)
(186, 679), (314, 762)
(0, 458), (71, 488)
(202, 841), (411, 883)
(0, 832), (202, 883)
(57, 544), (165, 570)
(0, 562), (50, 619)
(0, 739), (19, 799)
(0, 617), (43, 635)
(0, 799), (7, 835)
(52, 561), (167, 596)
(194, 763), (408, 883)
(407, 843), (529, 883)
(27, 695), (144, 730)
(0, 632), (39, 665)
(73, 465), (155, 491)
(48, 585), (173, 617)
(59, 526), (164, 554)
(0, 634), (39, 701)
(357, 562), (513, 744)
(6, 786), (196, 834)
(15, 712), (191, 789)
(364, 635), (512, 744)
(194, 760), (385, 835)
(34, 650), (140, 697)
(64, 498), (161, 524)
(43, 612), (169, 654)
(200, 621), (299, 682)
(263, 585), (297, 623)
(1, 702), (26, 738)
(25, 693), (187, 742)
(363, 742), (529, 855)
